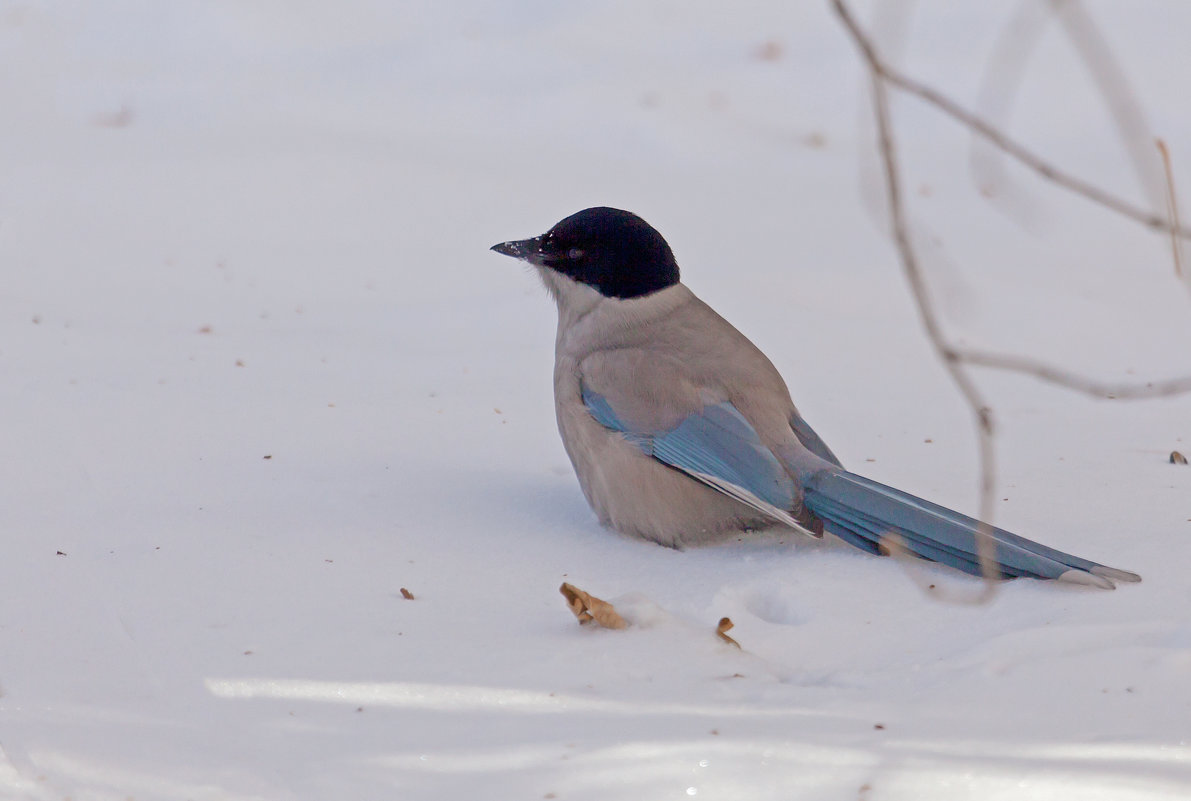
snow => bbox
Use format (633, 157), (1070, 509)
(2, 1), (1190, 799)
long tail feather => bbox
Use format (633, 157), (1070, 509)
(802, 469), (1141, 588)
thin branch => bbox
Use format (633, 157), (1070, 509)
(831, 0), (1191, 602)
(838, 1), (1191, 241)
(1049, 0), (1167, 211)
(954, 348), (1191, 399)
(971, 0), (1053, 214)
(1157, 138), (1185, 283)
(972, 0), (1167, 222)
(834, 0), (1000, 602)
(835, 0), (1191, 401)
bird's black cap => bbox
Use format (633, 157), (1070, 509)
(491, 207), (680, 299)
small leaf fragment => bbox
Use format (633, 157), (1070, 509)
(1171, 450), (1188, 465)
(559, 583), (627, 629)
(716, 617), (741, 649)
(400, 587), (415, 600)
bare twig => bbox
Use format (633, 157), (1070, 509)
(973, 1), (1167, 220)
(1049, 0), (1167, 210)
(971, 1), (1053, 217)
(836, 0), (1191, 400)
(838, 1), (1191, 241)
(1157, 139), (1186, 283)
(834, 0), (1000, 601)
(954, 348), (1191, 399)
(830, 0), (1191, 601)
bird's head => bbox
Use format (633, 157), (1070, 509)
(491, 207), (680, 300)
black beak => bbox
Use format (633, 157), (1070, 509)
(490, 236), (542, 261)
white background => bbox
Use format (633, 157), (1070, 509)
(2, 2), (1190, 798)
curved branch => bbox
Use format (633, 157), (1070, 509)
(833, 0), (1001, 602)
(834, 0), (1191, 240)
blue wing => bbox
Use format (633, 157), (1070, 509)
(582, 384), (817, 537)
(582, 384), (1138, 586)
(790, 410), (842, 468)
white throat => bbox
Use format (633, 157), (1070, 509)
(536, 267), (693, 359)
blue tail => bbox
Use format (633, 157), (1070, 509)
(802, 469), (1140, 588)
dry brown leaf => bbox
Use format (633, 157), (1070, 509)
(559, 583), (627, 629)
(716, 617), (741, 649)
(1171, 450), (1188, 465)
(400, 587), (415, 600)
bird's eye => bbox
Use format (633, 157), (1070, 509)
(567, 248), (585, 260)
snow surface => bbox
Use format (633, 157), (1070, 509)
(2, 2), (1191, 799)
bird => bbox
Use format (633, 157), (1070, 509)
(491, 206), (1140, 589)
